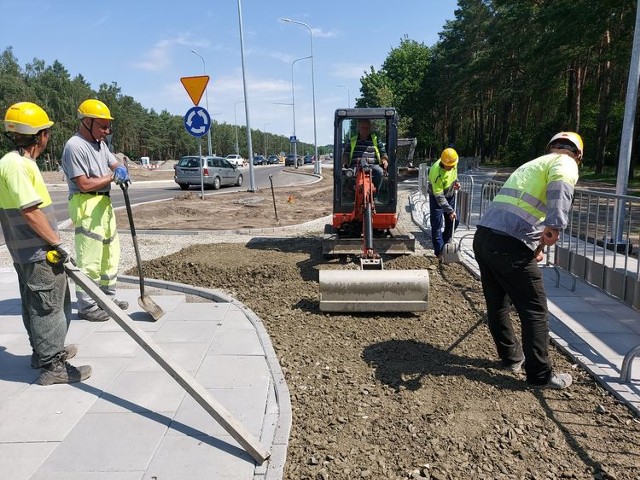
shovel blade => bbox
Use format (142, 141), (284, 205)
(138, 295), (164, 321)
(442, 243), (462, 264)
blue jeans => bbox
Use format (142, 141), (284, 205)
(14, 261), (71, 368)
(472, 226), (552, 385)
(428, 194), (456, 256)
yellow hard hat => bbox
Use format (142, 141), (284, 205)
(77, 99), (114, 120)
(547, 131), (583, 159)
(440, 148), (459, 167)
(4, 102), (54, 135)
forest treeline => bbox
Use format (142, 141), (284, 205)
(1, 0), (638, 174)
(358, 0), (638, 174)
(0, 48), (315, 168)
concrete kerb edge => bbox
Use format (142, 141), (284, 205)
(117, 274), (292, 478)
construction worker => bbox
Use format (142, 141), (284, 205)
(472, 132), (583, 390)
(1, 102), (91, 385)
(343, 118), (388, 194)
(61, 99), (130, 322)
(428, 147), (459, 260)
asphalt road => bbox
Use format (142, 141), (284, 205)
(0, 164), (324, 246)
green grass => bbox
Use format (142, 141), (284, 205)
(579, 166), (640, 188)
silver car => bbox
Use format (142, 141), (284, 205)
(174, 156), (243, 190)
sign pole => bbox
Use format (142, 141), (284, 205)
(199, 139), (204, 200)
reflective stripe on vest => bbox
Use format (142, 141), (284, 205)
(489, 153), (578, 227)
(350, 133), (380, 162)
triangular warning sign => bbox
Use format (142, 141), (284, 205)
(180, 75), (210, 105)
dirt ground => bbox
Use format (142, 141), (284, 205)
(44, 167), (640, 479)
(119, 170), (334, 231)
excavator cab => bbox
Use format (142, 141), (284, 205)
(318, 108), (428, 313)
(323, 108), (415, 256)
(335, 113), (397, 214)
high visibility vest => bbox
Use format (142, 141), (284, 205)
(350, 134), (380, 163)
(428, 160), (457, 196)
(479, 153), (579, 248)
(0, 151), (58, 263)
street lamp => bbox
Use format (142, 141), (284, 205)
(280, 17), (320, 174)
(234, 101), (245, 155)
(337, 84), (350, 108)
(190, 49), (212, 157)
(237, 0), (256, 191)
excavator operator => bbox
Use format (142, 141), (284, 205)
(342, 119), (388, 194)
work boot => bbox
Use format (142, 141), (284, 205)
(31, 344), (78, 369)
(501, 357), (525, 374)
(538, 372), (573, 390)
(113, 299), (129, 310)
(78, 308), (110, 322)
(38, 361), (92, 386)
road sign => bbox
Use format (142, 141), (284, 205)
(180, 75), (210, 106)
(289, 135), (297, 143)
(184, 106), (211, 137)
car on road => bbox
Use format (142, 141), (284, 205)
(174, 155), (243, 190)
(303, 155), (313, 164)
(225, 154), (245, 167)
(266, 154), (280, 165)
(253, 155), (266, 165)
(285, 154), (302, 166)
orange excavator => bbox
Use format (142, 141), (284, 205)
(318, 108), (429, 312)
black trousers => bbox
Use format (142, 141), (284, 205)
(472, 226), (552, 385)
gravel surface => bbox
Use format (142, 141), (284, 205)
(4, 176), (640, 479)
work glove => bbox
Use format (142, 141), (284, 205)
(113, 165), (130, 185)
(48, 243), (71, 265)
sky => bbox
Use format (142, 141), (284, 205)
(2, 0), (459, 154)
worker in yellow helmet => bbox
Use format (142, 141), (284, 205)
(428, 147), (459, 260)
(472, 131), (583, 390)
(61, 99), (130, 322)
(1, 102), (91, 385)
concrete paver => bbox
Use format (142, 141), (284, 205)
(0, 267), (289, 480)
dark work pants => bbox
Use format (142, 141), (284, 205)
(15, 260), (71, 368)
(429, 194), (456, 257)
(472, 226), (552, 385)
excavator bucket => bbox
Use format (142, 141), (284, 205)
(318, 269), (429, 312)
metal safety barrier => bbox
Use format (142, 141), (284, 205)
(477, 180), (640, 383)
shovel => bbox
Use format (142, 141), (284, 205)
(120, 182), (165, 321)
(442, 189), (463, 264)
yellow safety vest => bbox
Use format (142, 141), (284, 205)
(350, 133), (380, 162)
(479, 153), (579, 248)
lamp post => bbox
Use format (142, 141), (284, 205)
(234, 101), (245, 155)
(291, 56), (311, 168)
(190, 49), (212, 157)
(337, 84), (350, 108)
(280, 18), (320, 174)
(237, 0), (256, 191)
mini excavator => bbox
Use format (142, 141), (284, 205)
(318, 108), (429, 313)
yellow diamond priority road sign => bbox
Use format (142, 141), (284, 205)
(180, 75), (210, 106)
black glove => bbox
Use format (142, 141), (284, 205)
(49, 243), (71, 265)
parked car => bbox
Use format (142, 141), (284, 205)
(285, 154), (302, 166)
(174, 155), (243, 190)
(303, 154), (313, 164)
(252, 155), (266, 165)
(266, 155), (280, 165)
(225, 154), (245, 167)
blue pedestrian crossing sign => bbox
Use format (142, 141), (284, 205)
(184, 106), (211, 137)
(289, 135), (297, 143)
